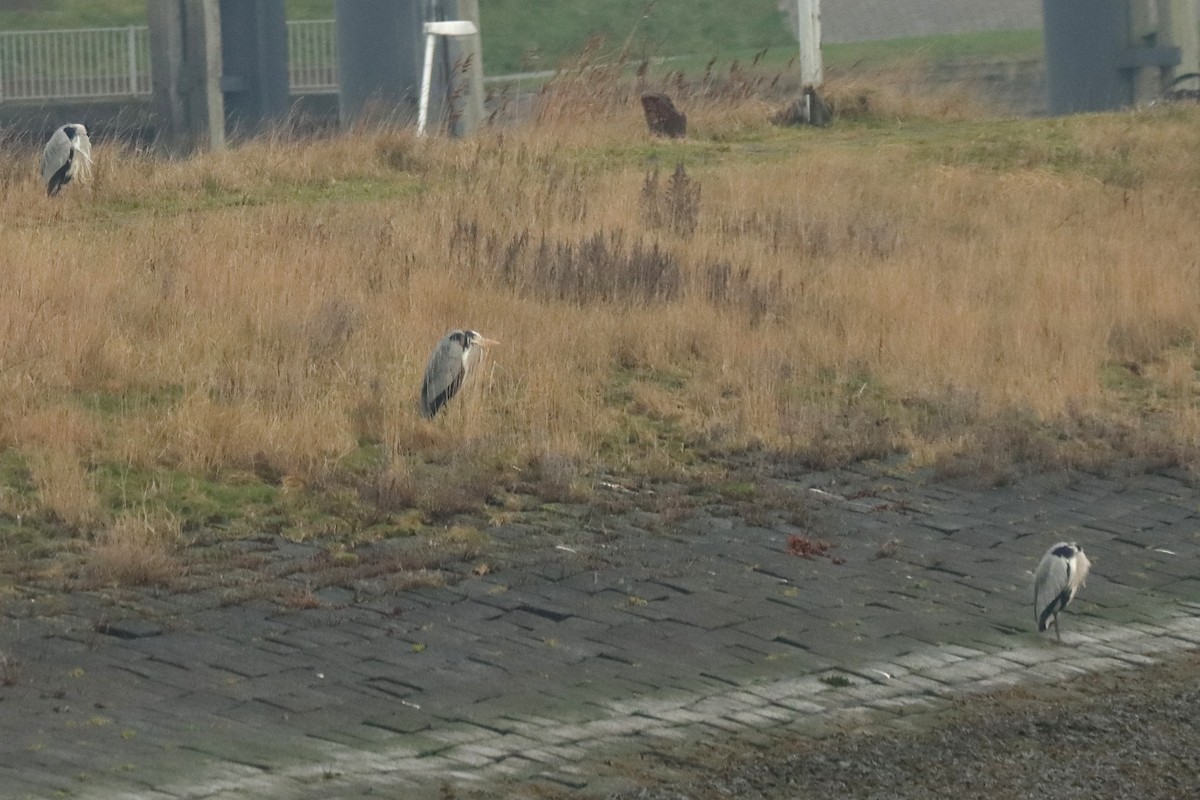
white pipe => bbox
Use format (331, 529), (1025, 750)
(417, 20), (478, 137)
(418, 31), (436, 136)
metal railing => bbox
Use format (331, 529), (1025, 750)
(0, 20), (340, 103)
(0, 26), (150, 101)
(287, 19), (338, 93)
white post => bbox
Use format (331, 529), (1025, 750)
(796, 0), (823, 87)
(417, 20), (478, 137)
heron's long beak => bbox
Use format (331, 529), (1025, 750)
(478, 337), (500, 347)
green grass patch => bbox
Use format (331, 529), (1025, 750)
(73, 385), (184, 416)
(94, 464), (281, 532)
(825, 29), (1042, 70)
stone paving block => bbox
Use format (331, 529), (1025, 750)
(963, 671), (1030, 694)
(697, 715), (747, 734)
(207, 640), (299, 679)
(687, 693), (763, 718)
(920, 655), (1009, 685)
(648, 595), (753, 630)
(532, 769), (591, 790)
(600, 692), (692, 718)
(725, 706), (794, 728)
(743, 678), (819, 704)
(638, 705), (716, 726)
(698, 659), (797, 688)
(771, 695), (828, 715)
(1163, 623), (1200, 646)
(890, 649), (963, 671)
(636, 723), (692, 742)
(360, 707), (433, 736)
(302, 722), (402, 748)
(443, 744), (507, 767)
(175, 734), (319, 772)
(256, 687), (347, 714)
(1106, 650), (1161, 667)
(866, 693), (941, 716)
(840, 680), (909, 704)
(995, 646), (1065, 667)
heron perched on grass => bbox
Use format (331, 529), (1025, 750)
(41, 123), (93, 197)
(420, 329), (498, 418)
(1033, 541), (1091, 642)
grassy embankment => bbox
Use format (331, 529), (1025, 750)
(2, 20), (1198, 598)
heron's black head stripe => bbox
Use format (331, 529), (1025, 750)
(448, 331), (467, 346)
(63, 126), (77, 139)
(1051, 544), (1076, 559)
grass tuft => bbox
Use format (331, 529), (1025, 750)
(88, 512), (183, 587)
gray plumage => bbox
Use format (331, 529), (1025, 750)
(420, 329), (498, 418)
(1033, 541), (1091, 642)
(41, 123), (93, 197)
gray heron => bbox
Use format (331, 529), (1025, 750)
(420, 329), (498, 418)
(41, 123), (93, 197)
(1033, 541), (1091, 642)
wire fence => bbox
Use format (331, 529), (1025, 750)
(0, 20), (339, 103)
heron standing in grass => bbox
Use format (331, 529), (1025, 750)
(41, 123), (93, 197)
(1033, 541), (1091, 642)
(420, 329), (498, 418)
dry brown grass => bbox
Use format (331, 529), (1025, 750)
(88, 511), (183, 586)
(3, 67), (1200, 547)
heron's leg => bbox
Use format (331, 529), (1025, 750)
(1053, 614), (1061, 643)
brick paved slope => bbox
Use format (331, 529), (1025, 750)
(3, 464), (1200, 798)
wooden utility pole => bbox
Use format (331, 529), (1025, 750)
(148, 0), (225, 154)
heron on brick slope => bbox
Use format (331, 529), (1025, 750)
(1033, 541), (1091, 642)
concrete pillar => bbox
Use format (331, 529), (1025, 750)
(1042, 0), (1134, 113)
(148, 0), (225, 153)
(1128, 0), (1161, 103)
(443, 0), (485, 137)
(1157, 0), (1200, 89)
(1125, 0), (1192, 104)
(334, 0), (424, 126)
(218, 0), (289, 137)
(334, 0), (484, 135)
